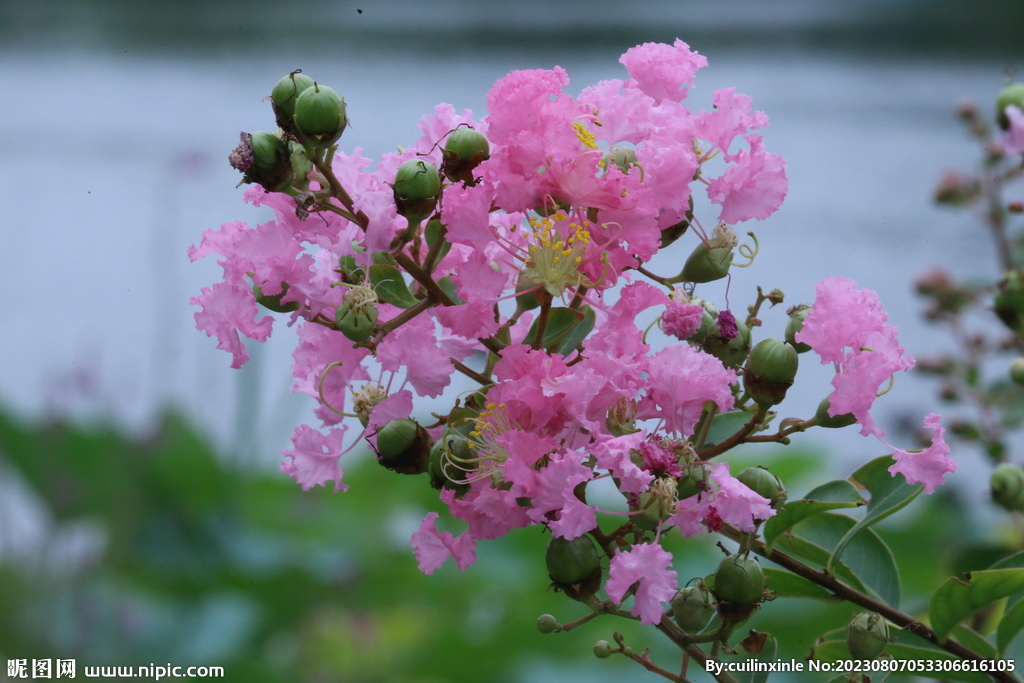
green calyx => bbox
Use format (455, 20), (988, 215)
(700, 317), (751, 369)
(680, 241), (733, 283)
(713, 554), (764, 606)
(671, 583), (715, 633)
(294, 83), (348, 144)
(991, 463), (1024, 512)
(744, 338), (799, 407)
(784, 305), (812, 353)
(253, 282), (301, 313)
(736, 466), (787, 510)
(442, 128), (490, 184)
(996, 82), (1024, 131)
(546, 535), (602, 600)
(271, 71), (315, 132)
(393, 160), (441, 222)
(335, 295), (379, 343)
(846, 612), (889, 660)
(374, 418), (432, 475)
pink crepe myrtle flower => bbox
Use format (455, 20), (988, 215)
(706, 134), (788, 223)
(605, 543), (678, 625)
(619, 39), (707, 103)
(886, 413), (956, 494)
(639, 344), (737, 436)
(662, 299), (705, 340)
(280, 424), (349, 492)
(411, 512), (477, 574)
(669, 463), (773, 535)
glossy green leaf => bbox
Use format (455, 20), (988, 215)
(991, 551), (1024, 570)
(950, 624), (998, 660)
(555, 305), (595, 357)
(522, 307), (584, 350)
(997, 597), (1024, 655)
(369, 264), (419, 309)
(931, 569), (1024, 643)
(727, 634), (778, 683)
(781, 512), (900, 607)
(424, 219), (452, 264)
(704, 410), (757, 448)
(436, 275), (464, 305)
(762, 567), (840, 603)
(810, 639), (989, 683)
(828, 456), (922, 574)
(763, 480), (866, 551)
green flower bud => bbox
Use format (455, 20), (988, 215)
(1012, 358), (1024, 386)
(713, 554), (764, 606)
(374, 418), (432, 475)
(991, 463), (1024, 512)
(546, 535), (602, 598)
(676, 463), (710, 500)
(442, 128), (490, 184)
(293, 83), (348, 144)
(680, 242), (733, 283)
(994, 270), (1024, 336)
(744, 339), (799, 407)
(271, 71), (315, 133)
(393, 160), (441, 223)
(814, 398), (857, 429)
(671, 583), (716, 633)
(701, 317), (751, 369)
(785, 305), (812, 353)
(736, 466), (787, 510)
(253, 282), (301, 313)
(593, 640), (613, 658)
(335, 300), (378, 342)
(536, 614), (559, 634)
(230, 131), (294, 193)
(846, 613), (889, 660)
(996, 82), (1024, 131)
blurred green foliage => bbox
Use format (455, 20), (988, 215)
(0, 408), (1020, 682)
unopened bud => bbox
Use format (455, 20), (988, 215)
(671, 583), (716, 633)
(713, 554), (764, 606)
(231, 131), (293, 193)
(374, 418), (432, 475)
(536, 614), (559, 634)
(593, 640), (612, 658)
(996, 83), (1024, 131)
(736, 466), (787, 510)
(701, 316), (751, 369)
(991, 463), (1024, 512)
(442, 128), (490, 184)
(294, 83), (348, 144)
(546, 535), (602, 601)
(393, 160), (441, 223)
(744, 339), (799, 407)
(271, 71), (315, 133)
(847, 613), (889, 660)
(680, 239), (733, 283)
(785, 305), (812, 353)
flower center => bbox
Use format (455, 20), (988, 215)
(523, 212), (593, 296)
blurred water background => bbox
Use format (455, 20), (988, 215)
(1, 1), (1023, 681)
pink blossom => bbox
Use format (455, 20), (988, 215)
(706, 134), (788, 223)
(377, 316), (455, 398)
(592, 433), (655, 494)
(886, 413), (956, 494)
(411, 512), (477, 574)
(695, 88), (769, 157)
(661, 301), (704, 340)
(716, 310), (739, 340)
(191, 281), (273, 369)
(605, 543), (678, 625)
(708, 463), (774, 531)
(639, 344), (737, 436)
(280, 424), (349, 492)
(619, 39), (707, 103)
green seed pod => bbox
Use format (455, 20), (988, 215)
(736, 466), (787, 510)
(994, 270), (1024, 336)
(546, 535), (601, 586)
(996, 82), (1024, 131)
(680, 242), (733, 283)
(991, 463), (1024, 512)
(744, 339), (799, 407)
(593, 641), (612, 659)
(229, 131), (294, 193)
(847, 613), (889, 660)
(374, 418), (432, 475)
(676, 463), (710, 500)
(814, 398), (857, 429)
(785, 305), (813, 353)
(536, 614), (559, 634)
(671, 584), (716, 633)
(271, 71), (315, 132)
(1012, 358), (1024, 386)
(294, 83), (348, 144)
(252, 282), (301, 313)
(442, 128), (490, 184)
(713, 554), (764, 606)
(701, 317), (751, 369)
(393, 160), (442, 223)
(335, 301), (378, 342)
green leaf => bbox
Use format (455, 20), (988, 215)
(781, 512), (901, 607)
(997, 597), (1024, 655)
(555, 305), (595, 357)
(424, 219), (452, 264)
(436, 275), (464, 305)
(827, 456), (923, 574)
(726, 634), (778, 683)
(704, 410), (757, 448)
(762, 567), (840, 602)
(763, 480), (866, 551)
(810, 639), (991, 683)
(950, 624), (998, 660)
(369, 264), (419, 309)
(991, 551), (1024, 570)
(522, 308), (584, 350)
(931, 569), (1024, 643)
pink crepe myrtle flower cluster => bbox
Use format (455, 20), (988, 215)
(190, 41), (953, 626)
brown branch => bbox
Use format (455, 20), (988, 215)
(697, 406), (768, 459)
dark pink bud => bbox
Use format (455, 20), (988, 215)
(717, 310), (738, 340)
